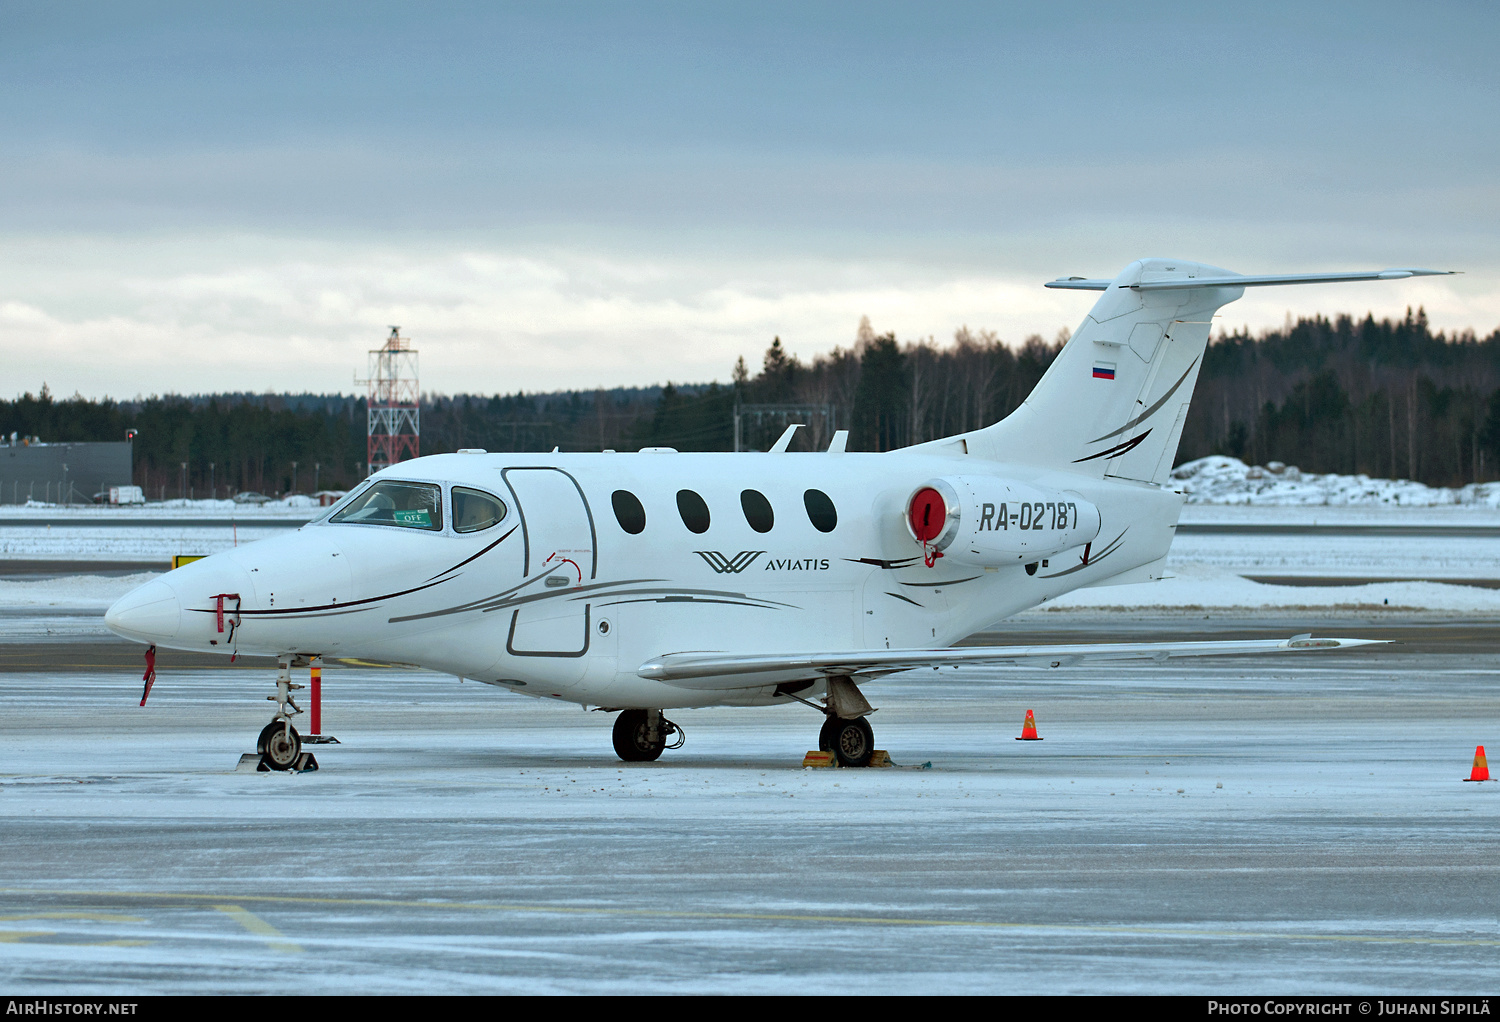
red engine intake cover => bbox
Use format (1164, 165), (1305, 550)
(909, 487), (947, 542)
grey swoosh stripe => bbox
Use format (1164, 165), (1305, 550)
(1073, 430), (1150, 464)
(1037, 530), (1127, 579)
(1088, 356), (1200, 444)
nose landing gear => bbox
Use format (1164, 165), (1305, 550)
(612, 708), (685, 762)
(254, 656), (313, 771)
(258, 719), (302, 770)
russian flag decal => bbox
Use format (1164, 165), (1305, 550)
(1093, 362), (1116, 380)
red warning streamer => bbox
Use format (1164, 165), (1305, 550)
(138, 644), (157, 707)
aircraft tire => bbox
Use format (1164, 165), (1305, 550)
(612, 709), (665, 763)
(258, 721), (302, 771)
(830, 716), (874, 768)
(818, 716), (837, 752)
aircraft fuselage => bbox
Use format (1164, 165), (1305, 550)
(105, 449), (1181, 709)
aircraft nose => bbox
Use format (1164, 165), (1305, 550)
(105, 580), (182, 644)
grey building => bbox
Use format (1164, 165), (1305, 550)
(0, 441), (133, 504)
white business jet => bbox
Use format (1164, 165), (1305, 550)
(105, 259), (1450, 768)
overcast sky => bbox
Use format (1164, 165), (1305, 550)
(3, 1), (1496, 398)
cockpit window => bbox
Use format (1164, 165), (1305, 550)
(306, 482), (370, 525)
(452, 486), (507, 533)
(329, 480), (443, 531)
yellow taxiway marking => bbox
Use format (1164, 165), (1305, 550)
(0, 913), (151, 946)
(3, 888), (1496, 949)
(214, 904), (302, 953)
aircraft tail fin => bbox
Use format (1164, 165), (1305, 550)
(930, 258), (1452, 486)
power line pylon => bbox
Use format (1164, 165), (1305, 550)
(362, 326), (419, 475)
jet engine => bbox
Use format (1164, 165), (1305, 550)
(906, 476), (1101, 567)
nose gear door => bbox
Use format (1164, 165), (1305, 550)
(501, 467), (597, 658)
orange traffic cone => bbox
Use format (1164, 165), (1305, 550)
(1464, 745), (1491, 782)
(1015, 709), (1042, 741)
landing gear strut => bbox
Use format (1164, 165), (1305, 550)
(613, 708), (684, 762)
(819, 676), (876, 767)
(257, 657), (304, 771)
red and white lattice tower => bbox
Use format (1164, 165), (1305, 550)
(363, 326), (419, 474)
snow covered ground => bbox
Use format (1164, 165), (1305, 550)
(0, 495), (323, 518)
(0, 573), (152, 610)
(3, 655), (1496, 994)
(1174, 455), (1500, 509)
(1161, 530), (1500, 585)
(1044, 562), (1500, 614)
(0, 524), (293, 562)
(6, 467), (1498, 993)
(1178, 504), (1500, 527)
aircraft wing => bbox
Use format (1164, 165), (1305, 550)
(637, 635), (1386, 690)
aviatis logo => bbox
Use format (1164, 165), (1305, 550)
(694, 550), (766, 574)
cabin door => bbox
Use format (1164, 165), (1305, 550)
(502, 467), (597, 658)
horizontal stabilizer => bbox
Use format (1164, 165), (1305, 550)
(1045, 277), (1115, 290)
(638, 636), (1386, 690)
(1046, 268), (1455, 291)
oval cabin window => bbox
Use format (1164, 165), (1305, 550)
(803, 489), (837, 533)
(452, 487), (507, 533)
(611, 490), (646, 535)
(676, 489), (711, 534)
(740, 489), (774, 533)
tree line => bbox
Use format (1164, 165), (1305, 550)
(1185, 308), (1500, 486)
(5, 307), (1499, 497)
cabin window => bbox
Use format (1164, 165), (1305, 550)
(329, 480), (443, 531)
(803, 489), (837, 532)
(740, 489), (774, 533)
(452, 487), (507, 533)
(676, 489), (710, 534)
(612, 490), (646, 534)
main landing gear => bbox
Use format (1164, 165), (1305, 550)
(819, 715), (875, 768)
(798, 676), (877, 767)
(612, 709), (685, 762)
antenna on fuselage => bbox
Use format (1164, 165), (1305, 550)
(769, 424), (803, 453)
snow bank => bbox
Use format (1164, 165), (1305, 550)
(1172, 456), (1500, 507)
(20, 495), (320, 510)
(0, 572), (160, 609)
(1, 496), (319, 520)
(0, 524), (292, 561)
